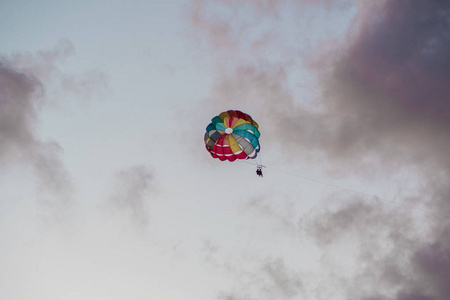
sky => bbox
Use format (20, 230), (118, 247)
(1, 0), (450, 299)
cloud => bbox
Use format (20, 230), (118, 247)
(0, 60), (41, 164)
(189, 0), (237, 53)
(6, 39), (107, 103)
(407, 226), (450, 300)
(242, 195), (300, 234)
(350, 0), (450, 119)
(107, 165), (155, 227)
(188, 0), (352, 66)
(0, 55), (73, 215)
(190, 0), (450, 299)
(302, 200), (450, 300)
(59, 70), (107, 100)
(1, 40), (107, 219)
(6, 39), (75, 82)
(305, 1), (450, 298)
(260, 257), (303, 298)
(303, 200), (416, 297)
(300, 2), (450, 298)
(308, 0), (450, 171)
(215, 256), (303, 300)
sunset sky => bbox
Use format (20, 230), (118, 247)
(1, 1), (450, 299)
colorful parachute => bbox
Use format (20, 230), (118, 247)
(204, 110), (260, 161)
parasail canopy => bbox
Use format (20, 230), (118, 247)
(204, 110), (260, 162)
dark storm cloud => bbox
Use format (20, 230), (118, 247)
(107, 165), (155, 227)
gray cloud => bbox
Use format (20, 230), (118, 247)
(107, 165), (155, 227)
(59, 70), (107, 100)
(407, 226), (450, 300)
(215, 256), (303, 300)
(260, 257), (303, 298)
(0, 60), (41, 164)
(0, 56), (73, 216)
(242, 195), (300, 234)
(6, 39), (75, 82)
(304, 1), (450, 298)
(307, 0), (450, 173)
(1, 41), (107, 219)
(303, 200), (419, 299)
(303, 200), (450, 300)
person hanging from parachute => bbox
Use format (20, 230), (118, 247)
(256, 166), (263, 177)
(204, 110), (264, 177)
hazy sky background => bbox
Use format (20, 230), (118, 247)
(1, 1), (450, 299)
